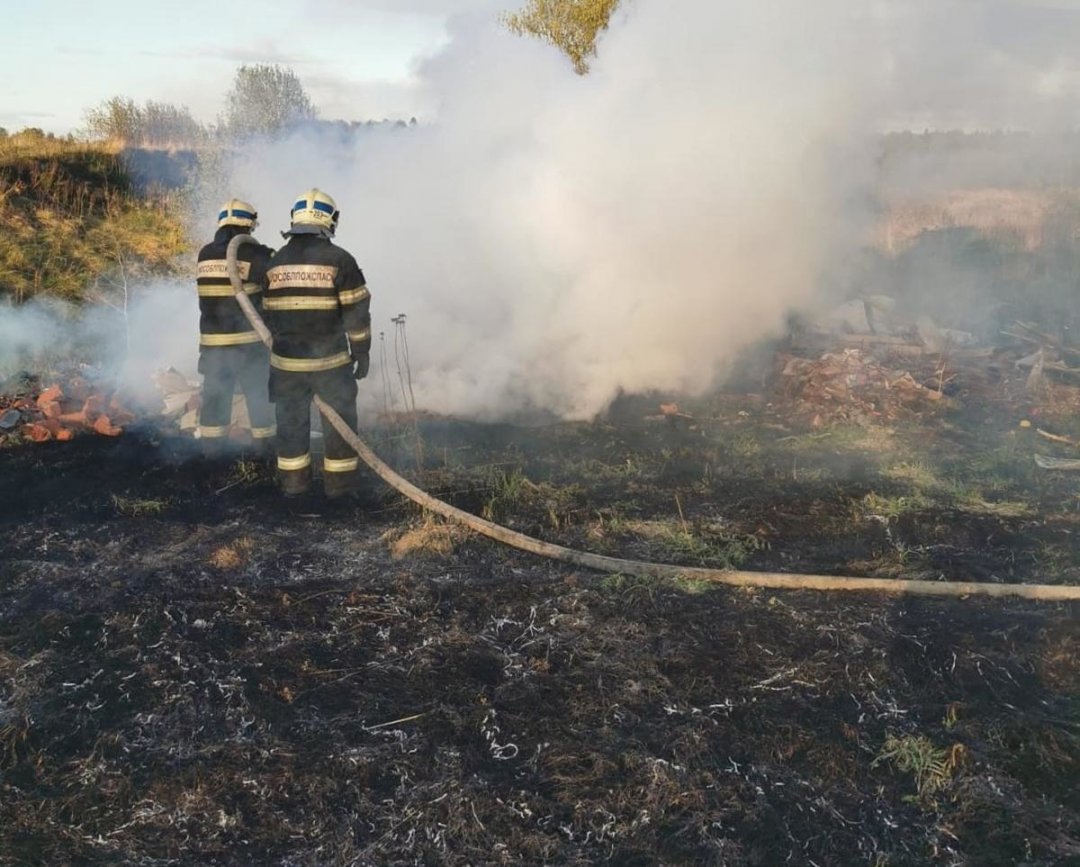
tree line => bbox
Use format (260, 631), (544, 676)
(80, 0), (622, 146)
(81, 64), (320, 148)
(7, 2), (619, 148)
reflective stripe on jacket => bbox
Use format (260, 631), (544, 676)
(261, 234), (371, 370)
(196, 226), (274, 347)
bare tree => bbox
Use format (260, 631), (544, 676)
(83, 97), (206, 146)
(84, 97), (141, 143)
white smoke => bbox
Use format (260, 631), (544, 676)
(874, 0), (1080, 132)
(0, 283), (199, 403)
(14, 0), (1080, 421)
(221, 2), (885, 419)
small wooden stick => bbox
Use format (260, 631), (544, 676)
(367, 712), (427, 731)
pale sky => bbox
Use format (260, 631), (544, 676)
(6, 0), (1080, 135)
(0, 0), (506, 134)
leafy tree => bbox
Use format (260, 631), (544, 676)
(503, 0), (621, 74)
(221, 64), (317, 139)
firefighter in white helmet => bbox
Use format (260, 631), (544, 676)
(259, 189), (371, 497)
(195, 199), (276, 455)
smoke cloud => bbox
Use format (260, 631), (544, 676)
(13, 1), (1080, 423)
(0, 284), (200, 403)
(222, 2), (884, 419)
(226, 0), (1080, 419)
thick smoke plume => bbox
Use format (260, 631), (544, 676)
(222, 3), (882, 419)
(10, 1), (1080, 422)
(227, 0), (1080, 419)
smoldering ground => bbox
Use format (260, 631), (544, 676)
(218, 0), (1080, 421)
(1, 364), (1078, 865)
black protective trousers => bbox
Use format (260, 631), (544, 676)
(269, 365), (359, 494)
(198, 344), (275, 440)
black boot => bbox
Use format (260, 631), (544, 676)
(278, 466), (312, 497)
(323, 471), (358, 500)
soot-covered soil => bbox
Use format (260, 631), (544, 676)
(0, 410), (1077, 865)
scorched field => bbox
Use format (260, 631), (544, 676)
(0, 338), (1077, 866)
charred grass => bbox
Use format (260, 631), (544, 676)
(0, 397), (1077, 864)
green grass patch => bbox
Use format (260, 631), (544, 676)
(860, 455), (1033, 520)
(482, 467), (531, 522)
(111, 494), (169, 517)
(559, 455), (646, 485)
(873, 733), (966, 803)
(481, 467), (587, 530)
(623, 518), (766, 570)
(959, 437), (1033, 494)
(773, 424), (892, 456)
(860, 491), (933, 519)
(881, 460), (940, 489)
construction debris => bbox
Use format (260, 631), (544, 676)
(811, 295), (978, 350)
(0, 408), (21, 430)
(0, 366), (260, 447)
(153, 367), (254, 439)
(645, 402), (697, 428)
(153, 367), (202, 433)
(777, 348), (947, 425)
(0, 374), (133, 444)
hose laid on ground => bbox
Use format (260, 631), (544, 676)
(227, 235), (1080, 601)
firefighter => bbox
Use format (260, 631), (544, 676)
(195, 199), (276, 455)
(262, 189), (370, 498)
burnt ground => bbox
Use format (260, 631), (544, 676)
(0, 390), (1078, 865)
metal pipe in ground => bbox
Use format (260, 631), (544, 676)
(227, 235), (1080, 602)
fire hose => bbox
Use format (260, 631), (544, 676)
(227, 235), (1080, 601)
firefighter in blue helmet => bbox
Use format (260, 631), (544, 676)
(260, 189), (371, 498)
(195, 199), (276, 455)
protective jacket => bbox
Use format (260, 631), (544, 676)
(262, 234), (371, 371)
(261, 233), (371, 497)
(195, 226), (276, 442)
(196, 226), (274, 347)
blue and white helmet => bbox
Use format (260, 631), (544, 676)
(217, 198), (258, 229)
(289, 188), (339, 236)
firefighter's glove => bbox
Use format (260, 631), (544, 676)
(352, 356), (370, 381)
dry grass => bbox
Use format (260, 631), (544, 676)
(1039, 628), (1080, 692)
(0, 137), (188, 303)
(0, 650), (22, 677)
(387, 516), (464, 560)
(880, 188), (1080, 254)
(208, 536), (255, 570)
(0, 132), (114, 161)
